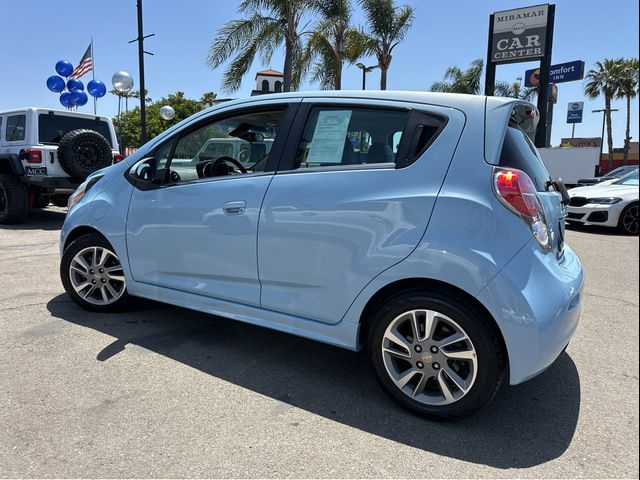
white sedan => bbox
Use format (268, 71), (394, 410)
(567, 169), (639, 234)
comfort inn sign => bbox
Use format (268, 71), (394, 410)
(491, 4), (549, 64)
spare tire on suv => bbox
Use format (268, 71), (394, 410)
(57, 129), (112, 181)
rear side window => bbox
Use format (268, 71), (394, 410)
(6, 115), (26, 142)
(38, 113), (113, 147)
(499, 126), (550, 191)
(295, 107), (409, 168)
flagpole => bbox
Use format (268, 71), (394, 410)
(91, 37), (96, 114)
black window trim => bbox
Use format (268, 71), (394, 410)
(275, 102), (447, 174)
(125, 102), (298, 190)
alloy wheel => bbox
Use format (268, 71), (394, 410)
(622, 205), (639, 234)
(381, 309), (478, 406)
(69, 246), (126, 305)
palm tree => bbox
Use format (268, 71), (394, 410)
(348, 0), (414, 90)
(296, 0), (358, 90)
(495, 80), (538, 101)
(615, 58), (639, 165)
(584, 58), (623, 169)
(207, 0), (315, 93)
(430, 59), (484, 94)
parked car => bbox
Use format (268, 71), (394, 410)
(0, 108), (121, 224)
(567, 169), (639, 234)
(59, 92), (583, 420)
(577, 165), (638, 187)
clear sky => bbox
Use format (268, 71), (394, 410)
(0, 0), (638, 147)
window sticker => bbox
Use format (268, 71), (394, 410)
(306, 110), (352, 164)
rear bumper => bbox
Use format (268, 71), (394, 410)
(21, 176), (79, 192)
(477, 240), (584, 385)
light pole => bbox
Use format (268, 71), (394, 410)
(592, 108), (619, 173)
(356, 63), (378, 90)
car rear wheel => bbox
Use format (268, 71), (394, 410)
(618, 203), (639, 235)
(369, 291), (504, 420)
(0, 174), (28, 224)
(60, 233), (130, 312)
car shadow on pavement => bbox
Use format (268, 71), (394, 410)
(0, 207), (66, 231)
(47, 294), (580, 469)
(565, 222), (630, 237)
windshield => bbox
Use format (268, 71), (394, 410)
(613, 169), (639, 186)
(603, 166), (636, 179)
(38, 113), (113, 147)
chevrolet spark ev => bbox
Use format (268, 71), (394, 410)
(60, 92), (583, 419)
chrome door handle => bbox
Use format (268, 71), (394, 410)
(223, 201), (246, 215)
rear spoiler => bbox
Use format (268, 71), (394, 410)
(484, 98), (539, 165)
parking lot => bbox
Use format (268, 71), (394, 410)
(0, 207), (638, 478)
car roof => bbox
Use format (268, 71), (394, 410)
(0, 107), (111, 121)
(203, 90), (519, 112)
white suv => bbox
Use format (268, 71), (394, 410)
(0, 108), (121, 224)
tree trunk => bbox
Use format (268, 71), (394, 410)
(623, 95), (631, 166)
(605, 96), (614, 172)
(380, 67), (388, 90)
(334, 61), (342, 90)
(283, 38), (294, 92)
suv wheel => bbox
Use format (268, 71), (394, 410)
(60, 233), (130, 312)
(0, 174), (28, 224)
(369, 291), (504, 420)
(57, 129), (113, 181)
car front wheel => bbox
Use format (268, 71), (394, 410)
(618, 203), (639, 235)
(60, 233), (130, 312)
(369, 291), (505, 420)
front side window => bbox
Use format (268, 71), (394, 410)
(614, 169), (639, 186)
(133, 109), (284, 185)
(295, 107), (409, 168)
(6, 115), (26, 142)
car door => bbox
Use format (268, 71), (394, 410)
(125, 103), (296, 307)
(257, 98), (465, 324)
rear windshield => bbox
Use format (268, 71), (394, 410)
(38, 113), (113, 147)
(499, 126), (550, 191)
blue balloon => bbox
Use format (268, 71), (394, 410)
(71, 90), (88, 106)
(67, 78), (84, 92)
(60, 92), (73, 108)
(46, 75), (65, 93)
(87, 79), (106, 98)
(55, 60), (74, 77)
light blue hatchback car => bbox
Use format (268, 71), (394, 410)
(60, 91), (583, 419)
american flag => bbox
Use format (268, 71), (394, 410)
(70, 44), (93, 79)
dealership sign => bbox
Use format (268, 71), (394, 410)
(567, 102), (584, 124)
(525, 60), (585, 86)
(491, 4), (549, 63)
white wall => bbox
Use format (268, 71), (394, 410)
(538, 147), (601, 185)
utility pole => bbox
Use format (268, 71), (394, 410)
(592, 108), (619, 174)
(129, 0), (154, 145)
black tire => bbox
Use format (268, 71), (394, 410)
(368, 290), (505, 420)
(60, 233), (130, 312)
(52, 194), (70, 208)
(0, 174), (28, 224)
(617, 202), (639, 235)
(57, 129), (112, 181)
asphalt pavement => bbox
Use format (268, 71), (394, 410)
(0, 207), (638, 478)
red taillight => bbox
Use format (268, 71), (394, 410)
(113, 153), (125, 163)
(25, 149), (42, 164)
(494, 168), (539, 217)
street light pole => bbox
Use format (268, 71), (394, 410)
(356, 63), (378, 90)
(592, 108), (619, 174)
(129, 0), (154, 145)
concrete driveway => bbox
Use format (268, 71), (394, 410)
(0, 208), (638, 478)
